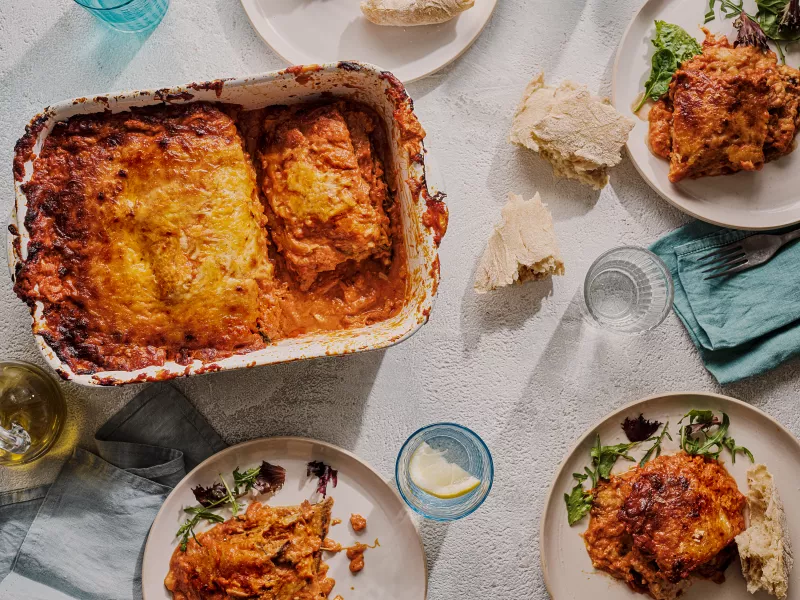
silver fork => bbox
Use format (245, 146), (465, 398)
(697, 229), (800, 280)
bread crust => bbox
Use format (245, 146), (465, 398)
(360, 0), (474, 26)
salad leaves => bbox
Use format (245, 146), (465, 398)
(636, 21), (702, 111)
(679, 410), (755, 463)
(564, 410), (752, 526)
(707, 0), (800, 61)
(565, 473), (593, 526)
(178, 461), (286, 552)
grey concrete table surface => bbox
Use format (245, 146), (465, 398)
(2, 0), (800, 598)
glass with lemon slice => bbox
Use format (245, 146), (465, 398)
(395, 423), (493, 521)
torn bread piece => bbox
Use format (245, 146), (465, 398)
(360, 0), (474, 26)
(510, 73), (634, 189)
(474, 192), (564, 293)
(735, 464), (793, 599)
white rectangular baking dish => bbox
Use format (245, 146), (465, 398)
(8, 62), (446, 387)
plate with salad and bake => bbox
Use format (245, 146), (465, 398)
(613, 0), (800, 229)
(141, 437), (427, 600)
(541, 391), (800, 600)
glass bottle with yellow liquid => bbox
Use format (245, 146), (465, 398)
(0, 361), (66, 466)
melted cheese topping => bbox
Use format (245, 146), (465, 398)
(15, 104), (273, 372)
(15, 101), (411, 374)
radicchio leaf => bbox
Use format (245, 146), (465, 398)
(252, 461), (286, 494)
(782, 0), (800, 30)
(621, 414), (662, 442)
(307, 460), (338, 498)
(192, 482), (227, 507)
(734, 13), (770, 50)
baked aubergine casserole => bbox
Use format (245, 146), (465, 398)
(9, 65), (447, 385)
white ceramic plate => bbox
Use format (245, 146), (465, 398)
(613, 0), (800, 230)
(142, 437), (427, 599)
(541, 392), (800, 600)
(239, 0), (497, 82)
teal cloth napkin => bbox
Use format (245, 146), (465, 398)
(650, 221), (800, 384)
(0, 384), (226, 600)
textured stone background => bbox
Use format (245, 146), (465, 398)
(2, 0), (800, 598)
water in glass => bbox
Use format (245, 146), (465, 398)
(583, 247), (674, 334)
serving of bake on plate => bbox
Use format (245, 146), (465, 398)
(541, 392), (799, 600)
(613, 0), (800, 229)
(142, 437), (427, 600)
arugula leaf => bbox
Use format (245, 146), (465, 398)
(639, 421), (673, 467)
(218, 473), (240, 516)
(564, 472), (593, 526)
(722, 435), (755, 463)
(590, 434), (638, 480)
(177, 507), (225, 552)
(654, 20), (703, 62)
(679, 410), (754, 463)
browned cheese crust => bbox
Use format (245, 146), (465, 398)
(648, 31), (800, 182)
(14, 103), (274, 373)
(14, 100), (415, 373)
(165, 498), (335, 600)
(259, 103), (392, 290)
(583, 453), (746, 599)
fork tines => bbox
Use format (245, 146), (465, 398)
(697, 244), (748, 280)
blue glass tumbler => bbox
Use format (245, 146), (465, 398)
(73, 0), (169, 33)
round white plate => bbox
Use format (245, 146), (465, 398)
(541, 392), (800, 600)
(142, 437), (427, 599)
(239, 0), (498, 83)
(613, 0), (800, 230)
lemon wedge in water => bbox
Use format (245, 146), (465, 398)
(409, 442), (481, 499)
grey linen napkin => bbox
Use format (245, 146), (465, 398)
(0, 384), (226, 599)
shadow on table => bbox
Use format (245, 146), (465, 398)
(487, 141), (602, 223)
(1, 8), (150, 101)
(419, 519), (450, 572)
(460, 273), (554, 354)
(174, 348), (386, 452)
(213, 0), (287, 71)
(338, 17), (459, 65)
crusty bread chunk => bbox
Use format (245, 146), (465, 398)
(510, 73), (634, 189)
(360, 0), (474, 26)
(474, 192), (564, 293)
(736, 464), (793, 599)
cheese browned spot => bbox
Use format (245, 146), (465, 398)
(510, 73), (634, 189)
(584, 453), (746, 600)
(473, 192), (564, 293)
(14, 103), (274, 374)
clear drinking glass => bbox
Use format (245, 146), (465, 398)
(73, 0), (169, 33)
(396, 423), (493, 521)
(582, 246), (674, 334)
(0, 361), (66, 466)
